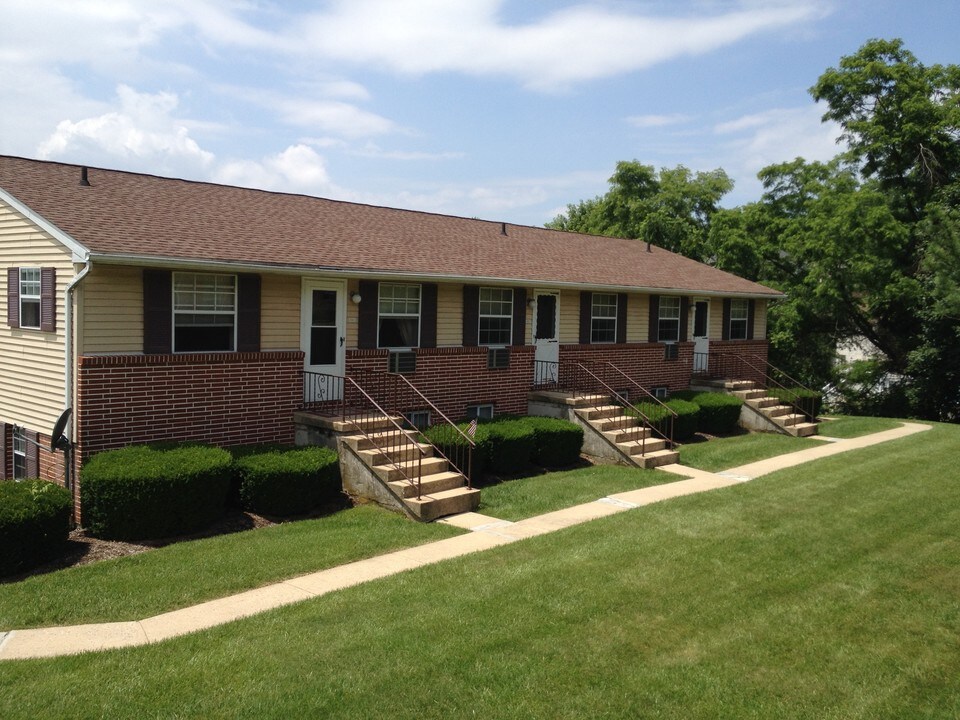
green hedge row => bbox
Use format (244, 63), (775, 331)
(0, 480), (73, 577)
(422, 415), (584, 478)
(80, 444), (342, 541)
(672, 391), (745, 435)
(235, 446), (340, 517)
(632, 398), (700, 442)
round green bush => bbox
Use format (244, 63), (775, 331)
(688, 392), (744, 435)
(521, 416), (584, 467)
(421, 422), (489, 480)
(80, 445), (233, 540)
(236, 446), (340, 516)
(0, 479), (73, 576)
(478, 419), (536, 476)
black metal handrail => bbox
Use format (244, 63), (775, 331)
(533, 360), (560, 389)
(711, 352), (819, 422)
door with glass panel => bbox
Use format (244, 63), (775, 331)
(301, 280), (346, 403)
(533, 290), (560, 384)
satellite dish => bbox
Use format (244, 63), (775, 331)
(50, 408), (72, 452)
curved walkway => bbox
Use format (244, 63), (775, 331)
(0, 422), (930, 661)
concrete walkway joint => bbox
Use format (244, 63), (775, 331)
(0, 421), (929, 661)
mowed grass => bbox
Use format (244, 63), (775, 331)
(818, 415), (901, 438)
(1, 421), (957, 719)
(0, 504), (463, 629)
(478, 464), (680, 521)
(679, 431), (824, 472)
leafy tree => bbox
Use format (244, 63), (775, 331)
(547, 161), (733, 262)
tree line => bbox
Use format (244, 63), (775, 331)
(548, 39), (960, 422)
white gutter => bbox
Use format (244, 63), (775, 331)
(64, 260), (92, 442)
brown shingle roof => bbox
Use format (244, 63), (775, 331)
(0, 156), (781, 297)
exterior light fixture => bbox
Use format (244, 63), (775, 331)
(351, 292), (362, 304)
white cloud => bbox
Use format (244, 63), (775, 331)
(294, 0), (827, 91)
(276, 98), (397, 137)
(37, 85), (215, 171)
(213, 144), (333, 193)
(626, 114), (692, 129)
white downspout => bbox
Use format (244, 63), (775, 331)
(64, 259), (91, 443)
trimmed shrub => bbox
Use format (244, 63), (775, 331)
(521, 416), (584, 468)
(480, 419), (536, 476)
(422, 422), (490, 479)
(686, 392), (743, 435)
(0, 480), (73, 576)
(81, 445), (233, 540)
(634, 399), (700, 442)
(769, 387), (823, 418)
(236, 446), (340, 517)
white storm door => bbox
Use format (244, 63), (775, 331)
(301, 280), (346, 402)
(533, 290), (560, 382)
(692, 299), (709, 373)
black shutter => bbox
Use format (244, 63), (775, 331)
(722, 298), (731, 341)
(357, 280), (379, 349)
(512, 288), (526, 346)
(462, 285), (479, 346)
(6, 267), (19, 328)
(236, 274), (261, 352)
(747, 299), (756, 340)
(143, 269), (172, 354)
(25, 430), (39, 478)
(680, 297), (690, 342)
(0, 424), (7, 480)
(579, 292), (592, 344)
(616, 294), (628, 344)
(648, 295), (660, 343)
(40, 267), (56, 333)
(420, 283), (438, 349)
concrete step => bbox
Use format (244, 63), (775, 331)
(404, 486), (481, 522)
(776, 413), (805, 427)
(358, 442), (434, 466)
(619, 437), (668, 456)
(372, 456), (449, 482)
(763, 404), (793, 418)
(732, 388), (767, 400)
(341, 428), (420, 452)
(569, 394), (611, 408)
(633, 448), (680, 469)
(388, 471), (466, 499)
(788, 422), (819, 437)
(602, 426), (652, 444)
(745, 397), (779, 410)
(591, 415), (639, 432)
(582, 405), (623, 420)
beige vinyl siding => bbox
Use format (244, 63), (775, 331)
(261, 274), (299, 350)
(558, 289), (580, 343)
(628, 293), (649, 343)
(709, 298), (724, 340)
(0, 200), (74, 433)
(80, 265), (142, 353)
(754, 300), (767, 340)
(436, 282), (462, 347)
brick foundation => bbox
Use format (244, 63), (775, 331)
(708, 340), (770, 386)
(76, 351), (304, 460)
(557, 343), (696, 392)
(346, 346), (536, 420)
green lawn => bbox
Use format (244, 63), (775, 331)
(478, 464), (679, 521)
(1, 420), (956, 718)
(679, 431), (824, 472)
(817, 415), (901, 438)
(0, 504), (463, 628)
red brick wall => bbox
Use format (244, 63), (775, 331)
(76, 351), (304, 460)
(708, 340), (770, 385)
(346, 346), (536, 420)
(558, 343), (696, 392)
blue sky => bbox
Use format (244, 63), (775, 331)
(2, 1), (958, 227)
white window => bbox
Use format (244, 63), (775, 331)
(466, 404), (494, 420)
(658, 296), (681, 342)
(729, 299), (749, 340)
(591, 293), (618, 343)
(479, 288), (513, 346)
(174, 273), (236, 352)
(19, 268), (41, 329)
(379, 284), (421, 348)
(12, 428), (27, 480)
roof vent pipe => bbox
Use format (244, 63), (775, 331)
(79, 167), (90, 187)
(501, 222), (507, 236)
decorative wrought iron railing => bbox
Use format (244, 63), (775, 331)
(710, 352), (820, 422)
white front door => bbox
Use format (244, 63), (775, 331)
(533, 290), (560, 383)
(301, 280), (346, 402)
(692, 299), (709, 373)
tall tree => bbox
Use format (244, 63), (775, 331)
(547, 161), (733, 262)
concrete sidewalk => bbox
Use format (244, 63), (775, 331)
(0, 421), (929, 661)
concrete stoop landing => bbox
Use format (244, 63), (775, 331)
(528, 390), (679, 469)
(304, 413), (479, 522)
